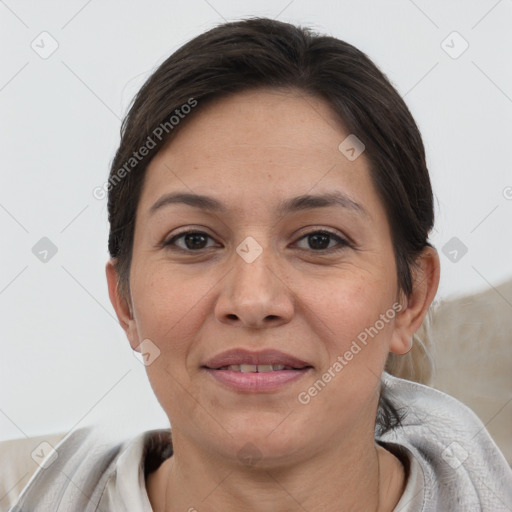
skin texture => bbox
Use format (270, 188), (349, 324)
(107, 88), (440, 512)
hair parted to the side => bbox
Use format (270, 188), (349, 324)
(107, 17), (437, 433)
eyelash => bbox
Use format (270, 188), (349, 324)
(162, 228), (352, 254)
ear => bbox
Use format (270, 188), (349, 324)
(389, 246), (440, 355)
(105, 259), (141, 351)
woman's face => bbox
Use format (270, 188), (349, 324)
(111, 88), (414, 466)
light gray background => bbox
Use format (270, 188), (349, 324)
(1, 0), (511, 441)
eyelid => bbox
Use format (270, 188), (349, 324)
(162, 227), (218, 250)
(294, 225), (351, 243)
(294, 228), (352, 252)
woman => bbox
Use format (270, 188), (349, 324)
(6, 17), (512, 512)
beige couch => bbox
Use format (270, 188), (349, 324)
(431, 278), (512, 465)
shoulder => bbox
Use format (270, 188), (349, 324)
(0, 431), (67, 511)
(4, 427), (127, 511)
(378, 372), (512, 511)
(4, 426), (172, 512)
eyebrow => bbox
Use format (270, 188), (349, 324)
(149, 191), (368, 218)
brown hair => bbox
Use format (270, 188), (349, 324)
(107, 17), (436, 431)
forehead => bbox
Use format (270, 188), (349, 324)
(157, 88), (349, 165)
(140, 88), (382, 220)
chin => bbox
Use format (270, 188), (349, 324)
(216, 412), (309, 464)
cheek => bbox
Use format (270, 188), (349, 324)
(131, 271), (207, 417)
(299, 267), (397, 346)
(294, 281), (396, 425)
(130, 267), (205, 361)
(313, 285), (397, 398)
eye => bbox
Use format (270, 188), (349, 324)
(295, 230), (350, 253)
(163, 230), (217, 251)
(162, 228), (351, 253)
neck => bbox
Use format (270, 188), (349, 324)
(147, 429), (405, 512)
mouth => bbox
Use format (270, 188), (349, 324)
(202, 348), (312, 370)
(202, 349), (313, 392)
(213, 364), (309, 372)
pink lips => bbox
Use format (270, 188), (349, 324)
(203, 348), (311, 369)
(202, 349), (312, 393)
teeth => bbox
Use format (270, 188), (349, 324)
(240, 364), (258, 373)
(223, 364), (292, 372)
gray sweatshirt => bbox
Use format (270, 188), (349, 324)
(6, 372), (512, 511)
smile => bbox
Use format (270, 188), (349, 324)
(216, 364), (300, 372)
(204, 365), (312, 392)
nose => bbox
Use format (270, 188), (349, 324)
(214, 243), (295, 329)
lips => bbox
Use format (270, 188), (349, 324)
(202, 349), (312, 392)
(203, 348), (312, 370)
(217, 364), (293, 372)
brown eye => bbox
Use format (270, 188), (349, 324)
(295, 230), (350, 252)
(163, 229), (350, 254)
(164, 231), (216, 251)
